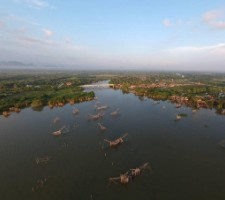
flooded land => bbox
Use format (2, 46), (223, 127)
(1, 71), (225, 200)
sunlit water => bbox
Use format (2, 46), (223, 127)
(1, 82), (225, 200)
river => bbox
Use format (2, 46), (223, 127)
(0, 81), (225, 200)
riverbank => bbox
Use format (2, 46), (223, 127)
(0, 72), (104, 116)
(110, 73), (225, 114)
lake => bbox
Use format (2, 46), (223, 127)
(1, 82), (225, 200)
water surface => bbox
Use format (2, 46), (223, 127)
(1, 84), (225, 200)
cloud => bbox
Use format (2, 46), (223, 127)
(3, 14), (39, 26)
(18, 35), (58, 46)
(162, 18), (172, 27)
(18, 27), (28, 33)
(209, 21), (225, 30)
(203, 10), (221, 22)
(64, 37), (72, 44)
(0, 20), (5, 28)
(202, 10), (225, 30)
(14, 0), (53, 9)
(169, 43), (225, 56)
(42, 28), (54, 37)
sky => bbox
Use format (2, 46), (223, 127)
(0, 0), (225, 71)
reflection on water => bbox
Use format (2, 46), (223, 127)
(1, 83), (225, 200)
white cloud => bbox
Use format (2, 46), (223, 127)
(14, 0), (53, 9)
(42, 28), (54, 37)
(18, 27), (27, 33)
(0, 20), (5, 28)
(209, 21), (225, 30)
(4, 14), (39, 26)
(64, 37), (72, 44)
(203, 10), (221, 22)
(203, 9), (225, 30)
(18, 35), (58, 46)
(169, 43), (225, 55)
(162, 18), (172, 27)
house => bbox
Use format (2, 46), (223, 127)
(218, 92), (225, 99)
(129, 85), (136, 89)
(65, 82), (72, 86)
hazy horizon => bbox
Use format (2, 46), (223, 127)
(1, 0), (225, 71)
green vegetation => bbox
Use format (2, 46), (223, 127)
(0, 70), (110, 115)
(1, 70), (225, 116)
(177, 113), (188, 117)
(109, 72), (225, 114)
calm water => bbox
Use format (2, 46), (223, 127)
(1, 83), (225, 200)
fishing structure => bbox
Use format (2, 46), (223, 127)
(52, 125), (69, 136)
(175, 114), (181, 121)
(35, 157), (50, 165)
(110, 109), (120, 117)
(53, 117), (60, 124)
(88, 112), (105, 120)
(73, 108), (79, 115)
(96, 105), (108, 111)
(98, 123), (107, 131)
(104, 133), (128, 147)
(109, 162), (151, 184)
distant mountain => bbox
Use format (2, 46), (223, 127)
(0, 61), (34, 67)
